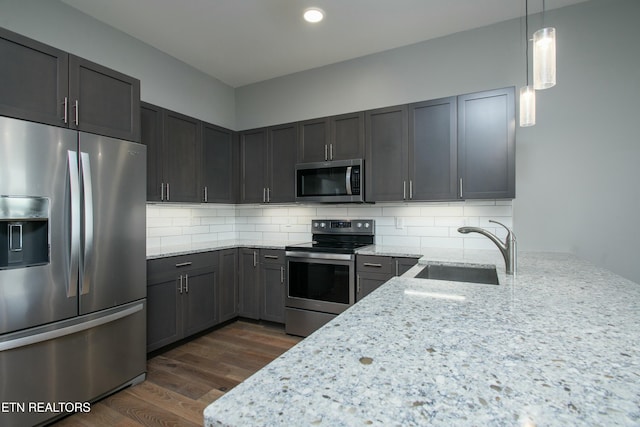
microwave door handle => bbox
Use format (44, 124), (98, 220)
(345, 166), (353, 195)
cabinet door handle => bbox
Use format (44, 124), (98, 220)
(74, 100), (79, 126)
(403, 181), (407, 200)
(175, 262), (192, 268)
(178, 275), (183, 294)
(409, 180), (413, 200)
(329, 144), (334, 160)
(166, 183), (170, 201)
(204, 186), (208, 202)
(280, 266), (284, 284)
(459, 178), (463, 198)
(161, 183), (165, 201)
(357, 274), (361, 294)
(253, 251), (257, 267)
(324, 144), (328, 161)
(363, 262), (383, 268)
(395, 260), (399, 276)
(62, 97), (68, 124)
(185, 274), (189, 293)
(263, 188), (266, 203)
(266, 187), (271, 203)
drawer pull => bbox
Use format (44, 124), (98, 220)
(363, 263), (383, 268)
(175, 262), (193, 268)
(264, 255), (279, 259)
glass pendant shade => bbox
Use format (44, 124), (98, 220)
(533, 27), (556, 89)
(519, 86), (536, 127)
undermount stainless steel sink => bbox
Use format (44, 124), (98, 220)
(414, 263), (500, 285)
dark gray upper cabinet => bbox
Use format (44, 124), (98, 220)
(298, 117), (329, 163)
(240, 128), (268, 203)
(458, 87), (516, 199)
(0, 27), (69, 128)
(330, 111), (365, 161)
(202, 122), (238, 203)
(408, 97), (458, 201)
(365, 105), (408, 202)
(163, 109), (202, 203)
(68, 55), (140, 142)
(298, 113), (364, 163)
(0, 27), (140, 142)
(141, 102), (164, 202)
(240, 124), (297, 204)
(268, 123), (298, 203)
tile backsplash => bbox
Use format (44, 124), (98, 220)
(147, 200), (512, 253)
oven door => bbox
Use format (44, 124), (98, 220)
(286, 252), (355, 315)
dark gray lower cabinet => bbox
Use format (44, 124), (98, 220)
(259, 250), (286, 323)
(239, 248), (286, 323)
(146, 252), (218, 352)
(356, 255), (419, 301)
(218, 248), (239, 323)
(238, 248), (260, 319)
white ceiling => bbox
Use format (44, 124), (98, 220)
(61, 0), (588, 88)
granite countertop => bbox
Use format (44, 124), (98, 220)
(203, 251), (640, 426)
(146, 239), (297, 259)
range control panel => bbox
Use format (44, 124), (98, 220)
(312, 219), (375, 235)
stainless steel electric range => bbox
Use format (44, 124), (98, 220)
(285, 219), (374, 337)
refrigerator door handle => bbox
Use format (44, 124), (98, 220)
(80, 152), (94, 296)
(0, 303), (144, 352)
(67, 150), (80, 298)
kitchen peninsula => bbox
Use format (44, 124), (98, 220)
(204, 251), (640, 426)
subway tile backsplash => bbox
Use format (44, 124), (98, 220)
(146, 200), (512, 253)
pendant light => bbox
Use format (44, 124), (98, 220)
(533, 0), (556, 89)
(520, 0), (536, 127)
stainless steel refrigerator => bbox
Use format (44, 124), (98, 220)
(0, 116), (147, 426)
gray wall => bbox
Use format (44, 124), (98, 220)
(236, 0), (640, 284)
(0, 0), (236, 129)
(1, 0), (638, 283)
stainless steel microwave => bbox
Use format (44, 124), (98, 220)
(295, 159), (364, 203)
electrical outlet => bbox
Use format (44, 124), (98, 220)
(395, 217), (404, 229)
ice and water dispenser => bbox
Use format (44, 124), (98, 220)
(0, 196), (50, 269)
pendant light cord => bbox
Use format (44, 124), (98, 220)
(525, 0), (529, 86)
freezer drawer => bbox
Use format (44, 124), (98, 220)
(0, 300), (146, 427)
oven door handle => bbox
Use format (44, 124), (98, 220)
(285, 251), (355, 261)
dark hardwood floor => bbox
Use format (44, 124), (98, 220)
(52, 321), (301, 427)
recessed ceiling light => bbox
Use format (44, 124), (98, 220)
(303, 7), (324, 23)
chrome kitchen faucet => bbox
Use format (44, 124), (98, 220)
(458, 220), (517, 275)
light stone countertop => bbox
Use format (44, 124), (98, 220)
(146, 239), (296, 260)
(203, 251), (640, 426)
